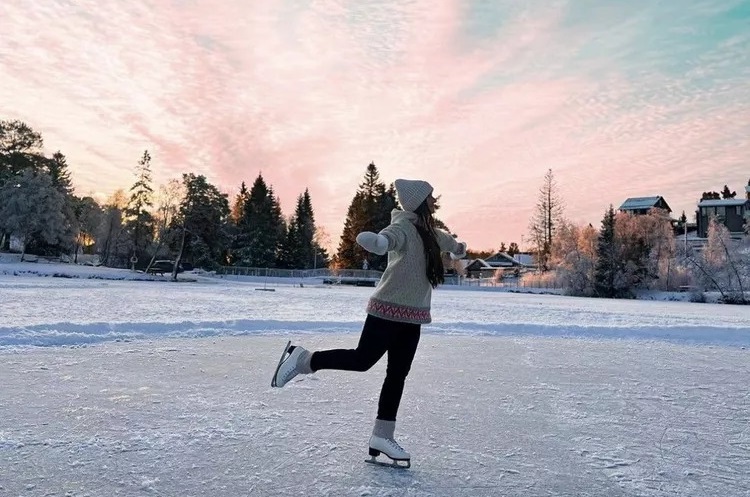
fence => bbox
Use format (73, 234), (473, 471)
(445, 275), (564, 290)
(216, 266), (383, 280)
(215, 266), (564, 291)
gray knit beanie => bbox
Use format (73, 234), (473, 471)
(394, 179), (433, 212)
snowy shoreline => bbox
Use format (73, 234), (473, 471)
(2, 259), (750, 351)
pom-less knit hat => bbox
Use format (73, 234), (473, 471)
(394, 179), (433, 212)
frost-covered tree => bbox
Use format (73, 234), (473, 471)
(0, 120), (47, 249)
(25, 151), (78, 256)
(614, 209), (675, 291)
(641, 209), (677, 290)
(550, 220), (597, 296)
(0, 120), (44, 184)
(688, 218), (747, 303)
(0, 169), (69, 260)
(72, 196), (103, 262)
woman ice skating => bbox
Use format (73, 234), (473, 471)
(271, 178), (467, 468)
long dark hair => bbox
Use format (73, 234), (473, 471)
(414, 201), (444, 288)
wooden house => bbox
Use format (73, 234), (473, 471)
(696, 198), (750, 238)
(618, 196), (672, 215)
(464, 252), (529, 279)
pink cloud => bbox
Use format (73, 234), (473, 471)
(1, 0), (748, 252)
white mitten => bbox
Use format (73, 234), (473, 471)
(356, 232), (388, 255)
(450, 242), (467, 260)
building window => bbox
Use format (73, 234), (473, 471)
(737, 206), (744, 216)
(717, 206), (726, 217)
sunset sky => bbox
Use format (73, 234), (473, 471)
(2, 0), (749, 251)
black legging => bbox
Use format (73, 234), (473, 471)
(310, 314), (421, 422)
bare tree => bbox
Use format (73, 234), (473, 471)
(145, 179), (185, 274)
(97, 190), (128, 267)
(528, 169), (564, 270)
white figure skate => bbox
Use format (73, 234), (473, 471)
(366, 435), (411, 469)
(271, 341), (306, 387)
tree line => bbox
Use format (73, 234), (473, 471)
(0, 119), (456, 274)
(5, 117), (745, 300)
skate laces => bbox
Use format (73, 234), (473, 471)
(281, 355), (298, 382)
(386, 437), (405, 453)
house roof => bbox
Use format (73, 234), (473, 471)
(512, 254), (535, 266)
(698, 199), (748, 207)
(619, 196), (669, 211)
(466, 258), (513, 270)
(485, 252), (520, 265)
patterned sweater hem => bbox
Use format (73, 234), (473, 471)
(366, 298), (432, 325)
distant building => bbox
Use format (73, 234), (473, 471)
(696, 198), (749, 238)
(512, 253), (536, 267)
(464, 252), (531, 279)
(618, 196), (672, 215)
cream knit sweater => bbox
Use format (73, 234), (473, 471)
(365, 209), (465, 324)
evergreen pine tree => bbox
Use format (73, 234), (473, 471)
(125, 151), (155, 264)
(337, 191), (367, 269)
(175, 173), (230, 270)
(720, 185), (737, 199)
(336, 163), (396, 270)
(295, 189), (319, 269)
(45, 151), (74, 196)
(233, 174), (285, 267)
(594, 205), (619, 298)
(228, 182), (250, 264)
(231, 182), (249, 223)
(25, 151), (78, 256)
(268, 186), (286, 267)
(273, 188), (329, 270)
(507, 242), (520, 257)
(276, 217), (303, 269)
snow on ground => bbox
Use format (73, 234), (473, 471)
(1, 262), (749, 496)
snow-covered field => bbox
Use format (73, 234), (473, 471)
(1, 263), (749, 496)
